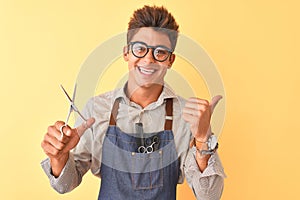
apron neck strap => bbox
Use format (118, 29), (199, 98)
(164, 98), (173, 130)
(109, 98), (120, 126)
(109, 98), (173, 130)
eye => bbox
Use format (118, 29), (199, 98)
(154, 48), (169, 57)
(132, 43), (147, 54)
(157, 49), (168, 55)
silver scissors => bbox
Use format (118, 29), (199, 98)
(59, 83), (87, 140)
(138, 136), (159, 154)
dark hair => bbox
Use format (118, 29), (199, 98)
(127, 5), (179, 50)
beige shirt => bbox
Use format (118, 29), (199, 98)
(41, 83), (226, 200)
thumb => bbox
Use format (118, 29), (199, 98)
(210, 95), (223, 113)
(75, 117), (95, 137)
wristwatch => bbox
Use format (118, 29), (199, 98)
(193, 135), (219, 155)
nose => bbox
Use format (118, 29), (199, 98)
(142, 48), (155, 64)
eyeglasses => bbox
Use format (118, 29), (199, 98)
(128, 41), (173, 62)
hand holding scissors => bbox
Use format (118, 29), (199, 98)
(41, 84), (95, 177)
(59, 84), (89, 140)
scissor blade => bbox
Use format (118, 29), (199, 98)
(71, 103), (87, 122)
(72, 83), (77, 102)
(76, 110), (87, 122)
(60, 84), (73, 103)
(65, 106), (73, 124)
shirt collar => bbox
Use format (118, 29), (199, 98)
(113, 82), (177, 107)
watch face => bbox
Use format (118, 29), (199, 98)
(209, 135), (218, 150)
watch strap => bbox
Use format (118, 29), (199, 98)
(191, 135), (219, 155)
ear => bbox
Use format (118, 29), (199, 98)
(167, 54), (176, 69)
(123, 46), (129, 62)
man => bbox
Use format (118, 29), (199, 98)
(41, 5), (225, 200)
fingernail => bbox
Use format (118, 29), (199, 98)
(66, 129), (71, 135)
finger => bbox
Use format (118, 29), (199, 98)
(54, 121), (65, 130)
(184, 101), (209, 111)
(55, 121), (71, 136)
(61, 125), (72, 137)
(210, 95), (223, 113)
(183, 107), (200, 117)
(49, 125), (69, 144)
(187, 97), (209, 105)
(54, 121), (72, 140)
(47, 125), (66, 142)
(44, 133), (65, 150)
(75, 117), (95, 137)
(41, 140), (60, 157)
(182, 112), (198, 122)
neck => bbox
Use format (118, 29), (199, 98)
(127, 82), (163, 108)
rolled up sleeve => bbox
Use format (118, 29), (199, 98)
(184, 147), (226, 200)
(41, 153), (83, 194)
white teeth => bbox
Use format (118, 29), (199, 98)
(139, 67), (155, 75)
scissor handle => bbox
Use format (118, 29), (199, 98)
(138, 135), (160, 153)
(138, 146), (146, 153)
(59, 124), (68, 141)
(146, 143), (154, 153)
(152, 136), (159, 144)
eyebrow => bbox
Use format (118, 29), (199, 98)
(130, 41), (172, 51)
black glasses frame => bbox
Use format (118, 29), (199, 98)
(128, 41), (173, 62)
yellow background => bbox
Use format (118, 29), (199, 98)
(0, 0), (299, 199)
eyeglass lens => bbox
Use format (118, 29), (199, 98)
(131, 42), (171, 62)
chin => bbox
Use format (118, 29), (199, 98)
(140, 83), (154, 88)
(138, 81), (163, 88)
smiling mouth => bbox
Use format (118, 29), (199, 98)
(137, 66), (156, 75)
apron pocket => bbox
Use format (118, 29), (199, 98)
(131, 150), (163, 190)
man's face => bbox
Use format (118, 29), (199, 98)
(124, 27), (175, 89)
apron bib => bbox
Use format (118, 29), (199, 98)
(98, 98), (179, 200)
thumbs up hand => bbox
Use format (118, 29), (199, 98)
(183, 95), (222, 142)
(41, 118), (95, 177)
